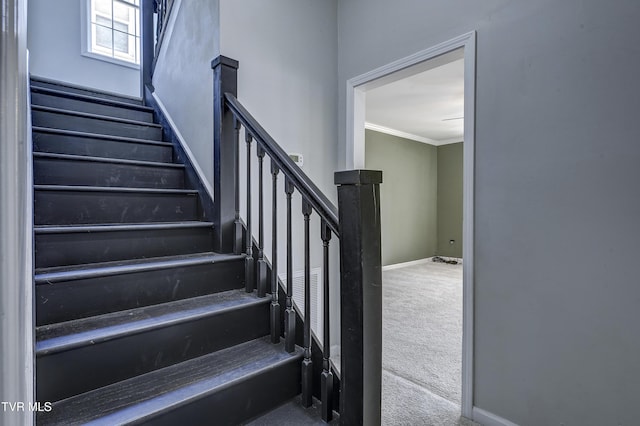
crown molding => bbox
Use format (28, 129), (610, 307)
(365, 122), (462, 146)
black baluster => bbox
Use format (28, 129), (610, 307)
(244, 132), (254, 293)
(233, 117), (242, 255)
(301, 199), (313, 407)
(284, 178), (296, 353)
(256, 145), (267, 297)
(320, 219), (333, 421)
(270, 161), (281, 343)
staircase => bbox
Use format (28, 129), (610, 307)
(31, 79), (303, 425)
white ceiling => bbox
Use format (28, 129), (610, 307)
(365, 57), (464, 146)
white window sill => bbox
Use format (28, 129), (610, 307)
(81, 50), (140, 70)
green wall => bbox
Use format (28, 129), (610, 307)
(437, 142), (463, 258)
(365, 130), (438, 266)
(365, 131), (463, 265)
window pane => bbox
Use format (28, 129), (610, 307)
(114, 29), (128, 54)
(95, 23), (112, 50)
(113, 1), (132, 23)
(114, 20), (128, 33)
(93, 0), (112, 19)
(95, 15), (112, 29)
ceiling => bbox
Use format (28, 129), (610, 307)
(365, 57), (464, 146)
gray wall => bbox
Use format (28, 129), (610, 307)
(27, 0), (140, 96)
(365, 129), (438, 266)
(152, 0), (219, 191)
(339, 1), (640, 424)
(437, 142), (463, 258)
(153, 0), (340, 352)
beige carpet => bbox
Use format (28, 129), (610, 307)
(382, 260), (478, 426)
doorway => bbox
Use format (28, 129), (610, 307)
(346, 32), (476, 421)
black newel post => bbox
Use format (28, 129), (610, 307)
(335, 169), (383, 426)
(140, 0), (155, 99)
(211, 56), (240, 253)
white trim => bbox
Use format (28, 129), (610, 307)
(382, 257), (432, 271)
(1, 1), (34, 423)
(461, 32), (476, 420)
(438, 137), (464, 146)
(346, 31), (477, 419)
(81, 50), (141, 69)
(365, 122), (438, 145)
(365, 122), (463, 147)
(151, 92), (213, 199)
(473, 407), (520, 426)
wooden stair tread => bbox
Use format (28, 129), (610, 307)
(36, 289), (268, 355)
(31, 85), (155, 112)
(33, 152), (184, 168)
(35, 252), (241, 283)
(32, 126), (172, 147)
(32, 105), (162, 128)
(39, 337), (303, 425)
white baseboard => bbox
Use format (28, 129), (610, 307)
(382, 257), (432, 271)
(473, 407), (520, 426)
(382, 256), (463, 271)
(151, 92), (213, 199)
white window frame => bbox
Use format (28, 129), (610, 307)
(81, 0), (140, 69)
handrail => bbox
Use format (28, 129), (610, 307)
(224, 93), (340, 236)
(213, 56), (382, 424)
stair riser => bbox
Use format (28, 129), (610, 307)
(36, 260), (245, 325)
(32, 109), (162, 140)
(33, 130), (172, 163)
(31, 92), (154, 123)
(31, 80), (143, 105)
(34, 157), (185, 189)
(35, 227), (214, 268)
(34, 190), (199, 225)
(36, 302), (270, 402)
(142, 357), (302, 426)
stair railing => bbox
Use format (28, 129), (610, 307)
(212, 56), (383, 425)
(140, 0), (175, 88)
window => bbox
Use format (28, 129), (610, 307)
(85, 0), (140, 66)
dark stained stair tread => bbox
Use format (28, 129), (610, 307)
(32, 127), (174, 163)
(34, 221), (213, 234)
(32, 106), (162, 140)
(30, 77), (144, 105)
(35, 252), (243, 283)
(36, 289), (268, 355)
(34, 153), (186, 189)
(35, 252), (245, 326)
(38, 337), (303, 425)
(34, 222), (215, 268)
(31, 86), (155, 112)
(34, 186), (201, 226)
(33, 152), (184, 169)
(34, 184), (196, 194)
(32, 127), (172, 147)
(32, 105), (162, 128)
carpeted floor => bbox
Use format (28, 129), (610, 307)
(382, 260), (478, 426)
(248, 260), (477, 425)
